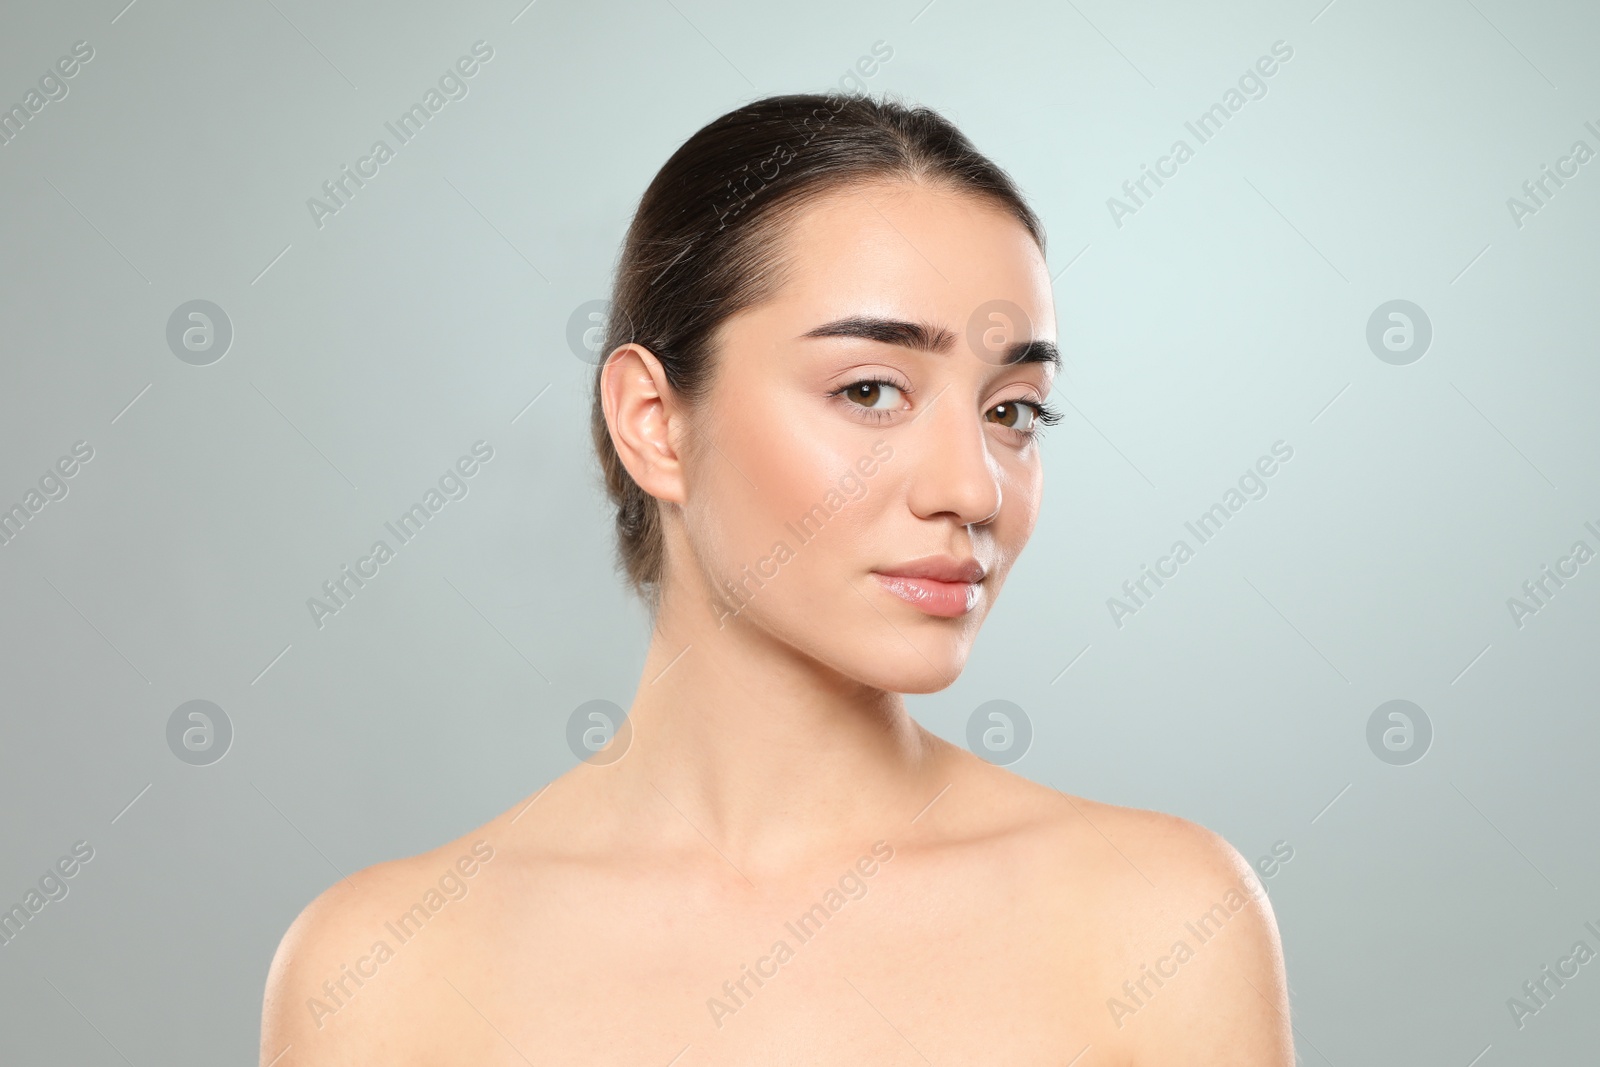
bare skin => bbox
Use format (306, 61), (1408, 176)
(261, 179), (1293, 1065)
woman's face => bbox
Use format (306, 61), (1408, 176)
(673, 179), (1057, 693)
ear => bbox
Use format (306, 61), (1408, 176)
(599, 342), (688, 507)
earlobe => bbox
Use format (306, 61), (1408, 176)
(601, 343), (687, 505)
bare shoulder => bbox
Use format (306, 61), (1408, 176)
(259, 829), (504, 1067)
(936, 752), (1292, 1064)
(937, 745), (1258, 890)
(1052, 788), (1262, 889)
(1041, 786), (1293, 1065)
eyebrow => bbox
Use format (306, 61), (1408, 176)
(800, 315), (1060, 370)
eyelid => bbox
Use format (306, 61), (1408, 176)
(996, 384), (1046, 405)
(830, 365), (913, 392)
(989, 380), (1052, 417)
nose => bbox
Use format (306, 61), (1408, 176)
(904, 387), (1002, 527)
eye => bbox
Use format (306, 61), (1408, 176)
(987, 400), (1037, 432)
(987, 397), (1062, 439)
(835, 378), (907, 412)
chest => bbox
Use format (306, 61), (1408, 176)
(428, 871), (1129, 1066)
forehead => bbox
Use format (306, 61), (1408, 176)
(760, 179), (1055, 339)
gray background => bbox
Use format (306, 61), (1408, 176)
(1, 0), (1596, 1062)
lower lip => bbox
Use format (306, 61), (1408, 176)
(870, 573), (981, 617)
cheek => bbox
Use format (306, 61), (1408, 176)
(750, 420), (876, 549)
(1009, 457), (1044, 535)
(700, 394), (885, 590)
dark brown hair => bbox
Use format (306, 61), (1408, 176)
(590, 91), (1045, 608)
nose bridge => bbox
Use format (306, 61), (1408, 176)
(905, 387), (1002, 525)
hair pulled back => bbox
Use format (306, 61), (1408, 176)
(591, 91), (1044, 608)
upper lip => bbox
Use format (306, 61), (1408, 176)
(873, 555), (987, 584)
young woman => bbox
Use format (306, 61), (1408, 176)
(262, 92), (1293, 1065)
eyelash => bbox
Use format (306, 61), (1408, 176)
(829, 377), (1063, 440)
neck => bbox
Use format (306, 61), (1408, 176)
(601, 577), (946, 874)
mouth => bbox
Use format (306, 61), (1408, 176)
(869, 555), (987, 618)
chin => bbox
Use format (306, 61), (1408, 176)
(825, 622), (981, 695)
(884, 661), (969, 695)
